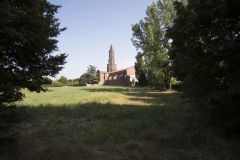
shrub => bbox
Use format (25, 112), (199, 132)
(51, 81), (65, 87)
(171, 84), (182, 91)
(43, 80), (65, 87)
(58, 76), (68, 85)
(200, 84), (240, 131)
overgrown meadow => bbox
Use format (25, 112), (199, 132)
(2, 86), (240, 160)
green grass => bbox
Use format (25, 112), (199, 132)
(2, 86), (240, 160)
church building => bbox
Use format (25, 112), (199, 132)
(98, 45), (136, 86)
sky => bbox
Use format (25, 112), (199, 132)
(48, 0), (155, 80)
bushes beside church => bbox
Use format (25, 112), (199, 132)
(79, 73), (99, 86)
(43, 77), (80, 87)
(43, 65), (100, 87)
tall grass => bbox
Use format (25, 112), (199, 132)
(1, 86), (240, 160)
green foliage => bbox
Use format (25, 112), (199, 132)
(169, 0), (240, 97)
(86, 65), (97, 76)
(51, 81), (65, 87)
(79, 73), (88, 86)
(58, 76), (68, 85)
(168, 0), (240, 130)
(43, 77), (80, 87)
(79, 66), (99, 85)
(170, 77), (177, 85)
(43, 77), (52, 84)
(68, 78), (79, 86)
(203, 83), (240, 131)
(132, 0), (177, 89)
(79, 73), (99, 86)
(88, 74), (99, 84)
(135, 52), (148, 86)
(0, 0), (67, 105)
(200, 89), (240, 131)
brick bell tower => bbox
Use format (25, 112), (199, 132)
(107, 44), (117, 72)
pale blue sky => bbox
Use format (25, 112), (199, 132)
(49, 0), (155, 79)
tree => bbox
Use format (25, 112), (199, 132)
(79, 66), (99, 85)
(135, 52), (147, 86)
(86, 65), (97, 76)
(71, 78), (80, 86)
(88, 73), (99, 84)
(168, 0), (240, 97)
(168, 0), (240, 129)
(79, 73), (99, 86)
(58, 76), (68, 85)
(0, 0), (67, 105)
(131, 0), (177, 89)
(79, 73), (88, 86)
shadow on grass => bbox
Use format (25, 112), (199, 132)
(3, 103), (167, 160)
(2, 88), (240, 159)
(0, 106), (27, 158)
(124, 92), (180, 100)
(123, 92), (181, 106)
(0, 100), (166, 159)
(2, 101), (240, 160)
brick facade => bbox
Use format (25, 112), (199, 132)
(107, 44), (117, 72)
(98, 45), (136, 86)
(98, 66), (135, 86)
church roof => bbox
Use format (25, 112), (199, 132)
(100, 65), (135, 74)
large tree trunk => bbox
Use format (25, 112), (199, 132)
(163, 67), (171, 90)
(235, 54), (240, 83)
(164, 80), (170, 90)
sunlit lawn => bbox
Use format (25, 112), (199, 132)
(2, 86), (240, 160)
(17, 86), (174, 106)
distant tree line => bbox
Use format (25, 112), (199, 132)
(44, 65), (99, 87)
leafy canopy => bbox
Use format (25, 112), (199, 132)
(168, 0), (240, 98)
(134, 52), (148, 86)
(168, 0), (240, 129)
(0, 0), (68, 105)
(131, 0), (178, 89)
(79, 65), (99, 85)
(58, 76), (68, 84)
(86, 65), (97, 76)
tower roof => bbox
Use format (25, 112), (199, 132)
(110, 44), (113, 50)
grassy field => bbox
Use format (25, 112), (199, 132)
(2, 86), (240, 159)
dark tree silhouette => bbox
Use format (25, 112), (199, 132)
(0, 0), (68, 105)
